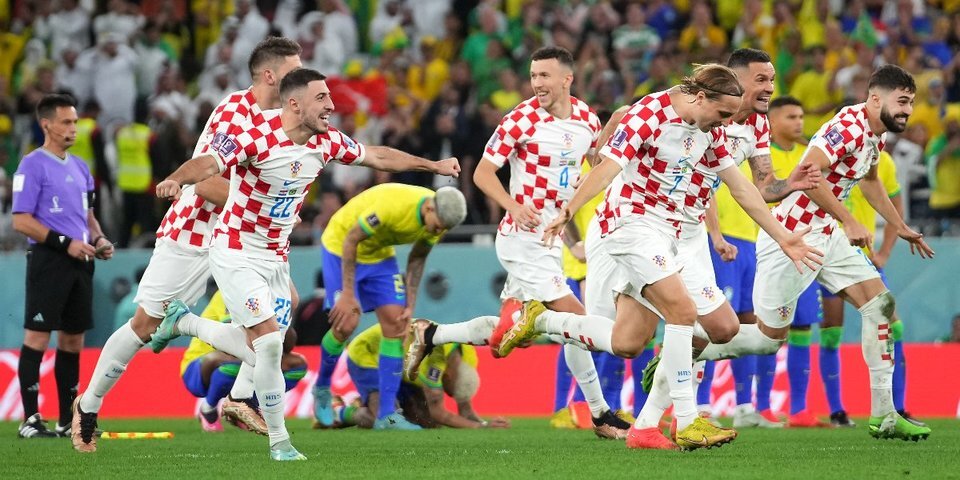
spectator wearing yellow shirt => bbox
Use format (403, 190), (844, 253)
(678, 2), (728, 62)
(789, 45), (842, 138)
(406, 37), (450, 105)
(908, 77), (946, 141)
(925, 112), (960, 219)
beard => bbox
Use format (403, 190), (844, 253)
(879, 106), (908, 133)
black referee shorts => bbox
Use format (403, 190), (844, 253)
(23, 244), (95, 334)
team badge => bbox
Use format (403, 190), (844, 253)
(562, 132), (574, 149)
(211, 132), (238, 157)
(246, 297), (261, 316)
(552, 275), (565, 291)
(777, 305), (792, 321)
(824, 127), (844, 148)
(682, 136), (694, 156)
(701, 286), (716, 300)
(652, 255), (667, 269)
(290, 160), (302, 177)
(728, 137), (741, 156)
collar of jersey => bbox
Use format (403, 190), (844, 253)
(416, 196), (427, 226)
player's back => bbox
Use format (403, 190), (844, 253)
(320, 183), (440, 264)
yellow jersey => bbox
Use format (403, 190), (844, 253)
(179, 292), (230, 375)
(713, 160), (759, 242)
(843, 151), (900, 253)
(770, 141), (807, 187)
(321, 184), (443, 264)
(562, 161), (603, 281)
(346, 323), (478, 389)
(788, 71), (842, 138)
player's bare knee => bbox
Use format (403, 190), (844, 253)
(610, 337), (643, 359)
(131, 308), (161, 341)
(708, 321), (739, 344)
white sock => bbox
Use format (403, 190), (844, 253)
(178, 313), (256, 365)
(433, 316), (497, 345)
(535, 310), (614, 354)
(662, 324), (697, 431)
(230, 362), (256, 400)
(859, 291), (896, 417)
(696, 323), (781, 361)
(252, 331), (288, 447)
(635, 364), (671, 429)
(693, 322), (710, 341)
(200, 400), (216, 414)
(563, 344), (609, 417)
(79, 320), (143, 413)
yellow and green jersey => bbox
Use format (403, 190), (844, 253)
(562, 160), (604, 281)
(843, 151), (900, 254)
(770, 141), (807, 192)
(346, 323), (478, 389)
(713, 160), (760, 242)
(179, 292), (230, 375)
(321, 183), (443, 264)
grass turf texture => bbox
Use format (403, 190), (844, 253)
(4, 418), (960, 479)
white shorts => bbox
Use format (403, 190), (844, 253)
(754, 227), (880, 328)
(589, 219), (682, 313)
(209, 246), (294, 330)
(676, 225), (726, 316)
(495, 232), (572, 303)
(135, 238), (211, 318)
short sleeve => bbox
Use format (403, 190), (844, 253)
(808, 121), (860, 164)
(599, 104), (655, 169)
(753, 114), (771, 157)
(588, 110), (602, 154)
(327, 128), (366, 165)
(209, 122), (257, 172)
(11, 160), (42, 214)
(483, 112), (522, 168)
(701, 127), (735, 172)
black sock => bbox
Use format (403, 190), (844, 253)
(55, 349), (80, 427)
(424, 324), (438, 354)
(18, 345), (44, 418)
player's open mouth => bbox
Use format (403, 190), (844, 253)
(757, 96), (770, 103)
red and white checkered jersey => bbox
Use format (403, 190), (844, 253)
(681, 112), (771, 225)
(209, 109), (365, 261)
(773, 103), (884, 234)
(596, 90), (734, 238)
(483, 96), (601, 240)
(156, 89), (262, 248)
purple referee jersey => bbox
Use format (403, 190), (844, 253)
(12, 148), (95, 244)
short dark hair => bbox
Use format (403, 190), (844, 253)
(531, 46), (574, 70)
(769, 96), (803, 110)
(727, 48), (772, 69)
(248, 36), (302, 77)
(36, 94), (76, 121)
(279, 68), (327, 100)
(868, 64), (916, 94)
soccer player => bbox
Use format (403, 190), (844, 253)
(180, 291), (307, 432)
(72, 37), (304, 453)
(407, 46), (632, 439)
(12, 94), (115, 438)
(337, 323), (510, 429)
(506, 64), (823, 450)
(312, 183), (468, 430)
(705, 65), (935, 440)
(154, 68), (459, 460)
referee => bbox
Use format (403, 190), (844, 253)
(12, 94), (114, 438)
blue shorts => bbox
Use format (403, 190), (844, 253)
(347, 357), (418, 406)
(182, 359), (207, 398)
(710, 236), (756, 314)
(792, 281), (824, 327)
(566, 278), (583, 303)
(321, 246), (406, 313)
(819, 266), (886, 300)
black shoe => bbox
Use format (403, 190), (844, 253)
(18, 413), (59, 438)
(829, 410), (856, 428)
(592, 410), (630, 440)
(898, 410), (927, 427)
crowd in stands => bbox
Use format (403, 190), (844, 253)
(1, 0), (959, 250)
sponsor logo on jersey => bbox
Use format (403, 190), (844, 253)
(211, 132), (239, 157)
(824, 127), (844, 148)
(611, 128), (628, 149)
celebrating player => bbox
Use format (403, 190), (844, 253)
(701, 65), (934, 441)
(72, 37), (304, 453)
(312, 183), (468, 430)
(179, 291), (306, 432)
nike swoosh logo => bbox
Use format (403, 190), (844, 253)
(265, 402), (280, 407)
(677, 377), (690, 383)
(283, 179), (297, 186)
(105, 373), (120, 379)
(560, 150), (574, 157)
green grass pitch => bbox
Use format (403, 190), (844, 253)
(4, 418), (960, 479)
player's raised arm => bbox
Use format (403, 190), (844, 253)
(799, 146), (872, 248)
(363, 146), (460, 177)
(155, 154), (220, 200)
(718, 164), (823, 272)
(588, 105), (631, 167)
